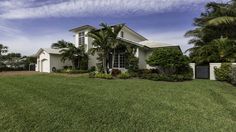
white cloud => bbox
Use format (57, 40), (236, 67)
(1, 30), (73, 55)
(0, 0), (229, 19)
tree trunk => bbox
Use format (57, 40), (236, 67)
(103, 57), (107, 74)
(112, 49), (115, 68)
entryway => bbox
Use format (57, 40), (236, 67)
(195, 65), (209, 79)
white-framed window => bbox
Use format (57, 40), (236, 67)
(78, 32), (85, 45)
(120, 31), (124, 38)
(113, 53), (125, 68)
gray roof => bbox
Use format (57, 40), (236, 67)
(139, 41), (179, 48)
(69, 24), (147, 41)
(35, 48), (62, 56)
(43, 48), (62, 54)
(69, 25), (96, 32)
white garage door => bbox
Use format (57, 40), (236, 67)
(41, 59), (49, 73)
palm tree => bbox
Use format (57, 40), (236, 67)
(51, 40), (71, 49)
(207, 0), (236, 26)
(88, 23), (124, 73)
(51, 41), (88, 69)
(0, 44), (8, 56)
(185, 0), (236, 63)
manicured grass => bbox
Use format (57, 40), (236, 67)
(0, 74), (236, 131)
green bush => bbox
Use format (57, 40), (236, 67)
(56, 69), (88, 74)
(138, 67), (193, 82)
(89, 66), (96, 72)
(229, 66), (236, 85)
(111, 69), (121, 77)
(146, 47), (190, 74)
(215, 63), (232, 81)
(95, 73), (113, 79)
(89, 72), (96, 78)
(126, 55), (139, 72)
(117, 72), (131, 79)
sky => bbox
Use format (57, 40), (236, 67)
(0, 0), (229, 55)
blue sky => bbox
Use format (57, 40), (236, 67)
(0, 0), (228, 55)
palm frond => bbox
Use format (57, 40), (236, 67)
(208, 16), (236, 26)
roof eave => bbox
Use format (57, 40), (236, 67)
(69, 25), (96, 32)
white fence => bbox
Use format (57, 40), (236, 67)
(189, 63), (236, 80)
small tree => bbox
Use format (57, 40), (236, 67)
(88, 23), (124, 73)
(147, 48), (190, 74)
(51, 40), (88, 69)
(0, 44), (8, 56)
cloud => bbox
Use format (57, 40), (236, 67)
(1, 28), (73, 55)
(0, 0), (229, 19)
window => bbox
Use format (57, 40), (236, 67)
(113, 52), (125, 68)
(114, 53), (119, 68)
(120, 31), (124, 38)
(119, 53), (125, 68)
(78, 32), (85, 45)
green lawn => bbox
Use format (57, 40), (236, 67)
(0, 74), (236, 131)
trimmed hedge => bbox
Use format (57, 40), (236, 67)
(117, 72), (131, 79)
(128, 68), (193, 82)
(56, 69), (88, 74)
(95, 73), (113, 79)
(230, 66), (236, 85)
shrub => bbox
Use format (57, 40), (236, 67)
(138, 67), (193, 82)
(57, 69), (88, 74)
(89, 72), (96, 78)
(63, 66), (69, 70)
(117, 72), (131, 79)
(126, 55), (139, 72)
(89, 66), (96, 72)
(215, 63), (232, 81)
(95, 73), (113, 79)
(111, 69), (121, 77)
(146, 47), (190, 74)
(229, 66), (236, 85)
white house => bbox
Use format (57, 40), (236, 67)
(36, 24), (180, 73)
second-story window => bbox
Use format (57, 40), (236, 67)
(120, 31), (124, 38)
(79, 32), (85, 45)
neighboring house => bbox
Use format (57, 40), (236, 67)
(36, 24), (180, 73)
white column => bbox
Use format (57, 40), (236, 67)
(209, 63), (221, 80)
(189, 63), (196, 79)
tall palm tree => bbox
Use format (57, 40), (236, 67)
(88, 23), (124, 73)
(60, 44), (87, 69)
(51, 40), (71, 49)
(0, 44), (8, 56)
(207, 0), (236, 26)
(185, 0), (236, 63)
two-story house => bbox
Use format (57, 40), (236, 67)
(35, 24), (180, 73)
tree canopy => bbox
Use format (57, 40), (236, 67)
(147, 48), (190, 74)
(185, 0), (236, 64)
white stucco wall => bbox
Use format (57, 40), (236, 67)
(36, 50), (72, 73)
(138, 48), (147, 69)
(37, 51), (50, 73)
(189, 63), (196, 79)
(209, 63), (221, 80)
(50, 54), (72, 72)
(75, 29), (91, 52)
(119, 27), (145, 42)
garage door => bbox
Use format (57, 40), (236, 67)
(41, 59), (49, 72)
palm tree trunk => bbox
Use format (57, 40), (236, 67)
(112, 49), (115, 68)
(103, 57), (107, 74)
